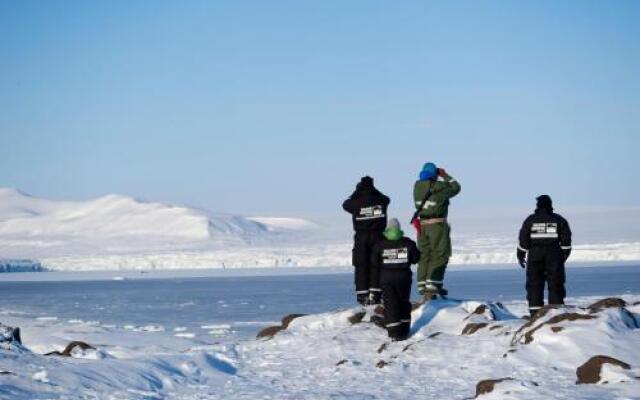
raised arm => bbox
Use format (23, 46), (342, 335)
(437, 169), (461, 199)
(342, 191), (358, 213)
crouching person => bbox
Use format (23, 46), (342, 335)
(371, 218), (420, 341)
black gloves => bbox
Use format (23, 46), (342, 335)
(517, 248), (527, 269)
(562, 248), (571, 262)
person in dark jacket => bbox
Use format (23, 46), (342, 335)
(343, 176), (390, 305)
(517, 195), (572, 316)
(371, 218), (420, 341)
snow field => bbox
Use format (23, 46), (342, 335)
(2, 295), (638, 399)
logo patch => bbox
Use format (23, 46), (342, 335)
(355, 205), (385, 220)
(531, 223), (559, 239)
(382, 248), (409, 264)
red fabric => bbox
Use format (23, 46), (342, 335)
(438, 168), (446, 177)
(411, 218), (422, 236)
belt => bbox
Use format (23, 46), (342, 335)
(420, 217), (447, 225)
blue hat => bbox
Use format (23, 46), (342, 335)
(419, 162), (437, 181)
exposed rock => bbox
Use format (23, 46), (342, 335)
(376, 360), (389, 368)
(428, 332), (442, 338)
(489, 325), (503, 331)
(461, 322), (488, 335)
(45, 341), (95, 357)
(256, 314), (306, 339)
(511, 306), (596, 346)
(281, 314), (306, 329)
(513, 306), (556, 338)
(465, 304), (496, 321)
(0, 370), (15, 375)
(585, 298), (638, 328)
(377, 343), (387, 354)
(401, 338), (425, 353)
(0, 324), (21, 345)
(551, 326), (564, 333)
(475, 377), (513, 397)
(529, 305), (557, 321)
(576, 355), (631, 384)
(335, 359), (348, 366)
(348, 311), (366, 325)
(522, 313), (594, 344)
(256, 325), (284, 339)
(588, 298), (626, 313)
(472, 304), (488, 315)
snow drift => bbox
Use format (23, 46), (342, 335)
(1, 295), (638, 399)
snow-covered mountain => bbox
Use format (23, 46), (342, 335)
(0, 187), (269, 241)
(0, 188), (328, 269)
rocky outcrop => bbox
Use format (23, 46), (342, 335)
(586, 298), (639, 328)
(348, 308), (385, 328)
(576, 355), (631, 384)
(375, 360), (389, 368)
(587, 297), (626, 313)
(474, 377), (512, 397)
(511, 299), (639, 346)
(45, 341), (95, 357)
(465, 304), (494, 321)
(256, 313), (307, 339)
(0, 323), (21, 345)
(522, 313), (595, 344)
(348, 311), (366, 325)
(281, 313), (306, 328)
(461, 322), (488, 335)
(511, 307), (594, 346)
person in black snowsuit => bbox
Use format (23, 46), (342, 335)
(517, 195), (572, 316)
(342, 176), (390, 305)
(371, 218), (420, 341)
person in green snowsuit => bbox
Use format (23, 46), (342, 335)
(413, 162), (461, 298)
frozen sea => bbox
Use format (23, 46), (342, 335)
(0, 264), (638, 343)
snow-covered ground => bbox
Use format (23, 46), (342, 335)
(0, 267), (639, 399)
(1, 187), (639, 271)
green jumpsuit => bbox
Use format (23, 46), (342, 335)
(413, 172), (461, 295)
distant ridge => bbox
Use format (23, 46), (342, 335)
(0, 187), (277, 240)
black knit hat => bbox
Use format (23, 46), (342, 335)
(356, 176), (373, 190)
(536, 195), (553, 211)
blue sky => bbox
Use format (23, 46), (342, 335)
(1, 1), (638, 215)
